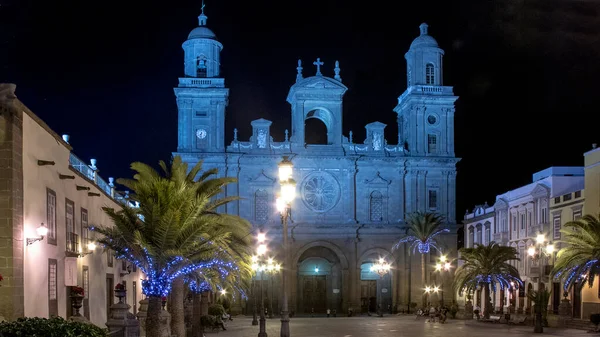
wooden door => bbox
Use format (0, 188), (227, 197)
(106, 274), (114, 318)
(302, 275), (327, 313)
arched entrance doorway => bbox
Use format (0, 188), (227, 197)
(296, 246), (343, 314)
(359, 253), (393, 314)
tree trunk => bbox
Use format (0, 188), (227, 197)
(170, 277), (186, 337)
(421, 253), (427, 308)
(146, 296), (162, 337)
(192, 292), (203, 337)
(483, 284), (491, 319)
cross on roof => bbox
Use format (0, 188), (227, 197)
(313, 58), (324, 76)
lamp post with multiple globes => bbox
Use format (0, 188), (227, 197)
(434, 255), (452, 305)
(527, 233), (554, 334)
(251, 234), (277, 337)
(276, 156), (296, 337)
(370, 258), (391, 317)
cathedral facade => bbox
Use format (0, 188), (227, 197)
(173, 10), (459, 314)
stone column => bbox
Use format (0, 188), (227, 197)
(0, 84), (24, 321)
(106, 291), (140, 337)
(137, 298), (149, 337)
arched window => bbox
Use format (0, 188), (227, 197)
(369, 191), (383, 222)
(425, 63), (435, 84)
(485, 224), (491, 244)
(468, 227), (475, 248)
(197, 58), (207, 78)
(476, 224), (482, 244)
(254, 189), (269, 223)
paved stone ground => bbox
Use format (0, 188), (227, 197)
(207, 315), (594, 337)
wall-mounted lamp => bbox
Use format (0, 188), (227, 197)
(79, 241), (97, 257)
(314, 266), (319, 273)
(26, 223), (48, 246)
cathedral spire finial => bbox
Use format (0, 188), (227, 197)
(198, 0), (208, 26)
(334, 60), (342, 82)
(419, 22), (428, 36)
(296, 59), (303, 83)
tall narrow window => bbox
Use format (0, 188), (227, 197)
(47, 189), (57, 245)
(82, 266), (90, 319)
(468, 228), (474, 248)
(425, 63), (435, 84)
(520, 214), (525, 230)
(369, 191), (383, 222)
(541, 204), (548, 224)
(48, 259), (58, 317)
(428, 190), (438, 210)
(81, 208), (88, 253)
(197, 58), (207, 78)
(107, 249), (114, 267)
(66, 200), (77, 253)
(476, 225), (482, 244)
(254, 189), (269, 223)
(573, 209), (582, 220)
(485, 225), (491, 244)
(427, 134), (437, 153)
(553, 215), (561, 240)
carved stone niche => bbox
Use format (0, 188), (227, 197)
(364, 121), (386, 152)
(250, 118), (273, 150)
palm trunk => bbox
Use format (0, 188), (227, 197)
(421, 253), (427, 308)
(192, 292), (203, 337)
(170, 276), (186, 337)
(483, 284), (491, 319)
(146, 295), (162, 337)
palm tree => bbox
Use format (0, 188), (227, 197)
(453, 242), (522, 319)
(392, 212), (449, 308)
(152, 158), (251, 337)
(92, 156), (252, 337)
(552, 214), (600, 292)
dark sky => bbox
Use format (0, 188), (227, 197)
(2, 0), (600, 221)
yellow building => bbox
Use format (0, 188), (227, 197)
(579, 145), (600, 319)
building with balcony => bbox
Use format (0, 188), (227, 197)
(463, 166), (584, 315)
(581, 144), (600, 318)
(0, 83), (143, 326)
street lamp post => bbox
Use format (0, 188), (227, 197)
(252, 274), (259, 325)
(252, 236), (274, 337)
(370, 258), (391, 317)
(527, 233), (554, 334)
(424, 285), (440, 309)
(277, 156), (296, 337)
(434, 255), (452, 305)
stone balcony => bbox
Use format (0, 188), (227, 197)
(178, 77), (225, 88)
(397, 85), (454, 102)
(493, 232), (509, 244)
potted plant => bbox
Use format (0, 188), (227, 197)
(114, 283), (126, 303)
(70, 286), (85, 317)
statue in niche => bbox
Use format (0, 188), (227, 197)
(197, 58), (207, 78)
(257, 129), (267, 148)
(372, 132), (382, 151)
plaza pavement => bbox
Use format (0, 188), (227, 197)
(209, 315), (593, 337)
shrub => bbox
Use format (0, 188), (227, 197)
(208, 304), (225, 316)
(200, 315), (216, 327)
(0, 316), (108, 337)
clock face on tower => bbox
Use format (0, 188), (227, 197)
(196, 129), (207, 139)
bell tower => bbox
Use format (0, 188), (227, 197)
(394, 23), (457, 156)
(174, 5), (228, 153)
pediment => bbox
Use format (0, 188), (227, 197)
(531, 184), (550, 198)
(364, 172), (391, 186)
(287, 76), (348, 102)
(494, 198), (508, 210)
(251, 118), (272, 127)
(247, 170), (276, 185)
(365, 121), (387, 130)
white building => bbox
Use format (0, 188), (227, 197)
(0, 83), (144, 326)
(463, 166), (584, 315)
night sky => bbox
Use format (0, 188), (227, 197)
(2, 0), (600, 221)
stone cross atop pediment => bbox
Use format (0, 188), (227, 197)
(364, 121), (387, 151)
(250, 118), (273, 150)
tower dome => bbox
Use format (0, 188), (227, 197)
(181, 5), (223, 78)
(188, 12), (217, 40)
(409, 23), (439, 50)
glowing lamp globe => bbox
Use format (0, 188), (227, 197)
(278, 156), (293, 181)
(527, 246), (536, 257)
(87, 241), (97, 251)
(281, 179), (296, 203)
(276, 197), (286, 213)
(546, 244), (555, 254)
(36, 223), (49, 237)
(257, 244), (267, 256)
(536, 234), (546, 244)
